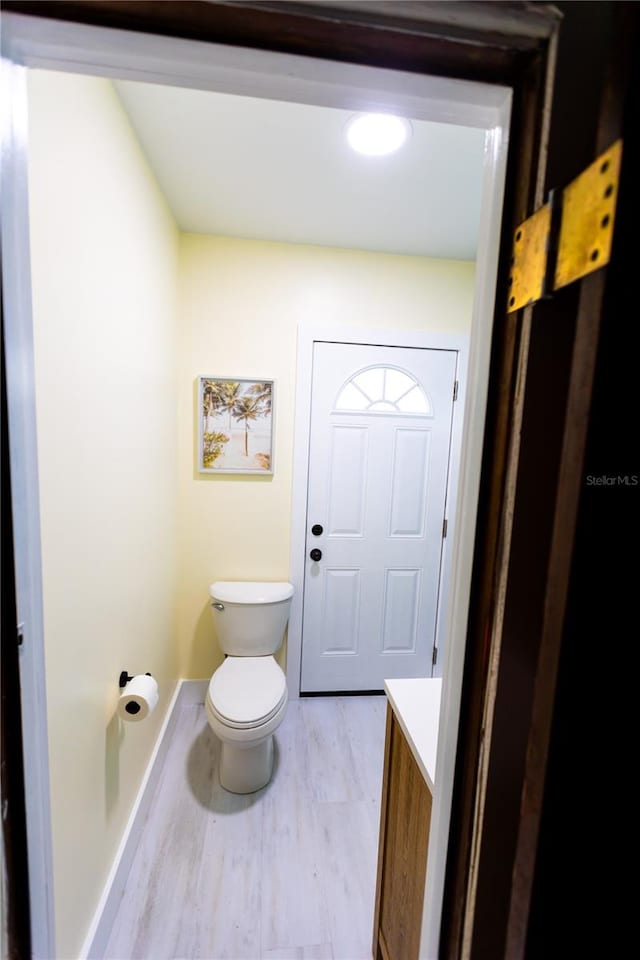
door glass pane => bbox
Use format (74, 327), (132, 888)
(335, 382), (370, 410)
(334, 365), (432, 416)
(355, 367), (384, 400)
(396, 386), (430, 413)
(384, 368), (415, 402)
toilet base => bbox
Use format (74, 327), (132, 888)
(219, 735), (274, 794)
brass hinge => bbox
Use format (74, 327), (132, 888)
(508, 139), (622, 313)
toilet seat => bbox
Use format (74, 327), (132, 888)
(207, 656), (287, 729)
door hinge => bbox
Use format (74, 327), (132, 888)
(442, 517), (448, 538)
(432, 645), (438, 666)
(453, 380), (459, 401)
(17, 622), (24, 647)
(508, 139), (622, 312)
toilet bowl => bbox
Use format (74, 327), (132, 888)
(206, 581), (293, 793)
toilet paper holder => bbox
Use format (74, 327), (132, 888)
(119, 670), (151, 689)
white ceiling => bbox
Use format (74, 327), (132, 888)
(115, 80), (486, 260)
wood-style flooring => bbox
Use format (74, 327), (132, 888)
(104, 696), (386, 960)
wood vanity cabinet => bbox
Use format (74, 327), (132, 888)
(372, 703), (433, 960)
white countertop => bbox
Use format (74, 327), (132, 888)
(384, 677), (442, 794)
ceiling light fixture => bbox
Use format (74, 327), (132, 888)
(346, 113), (411, 157)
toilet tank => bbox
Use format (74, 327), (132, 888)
(209, 581), (294, 656)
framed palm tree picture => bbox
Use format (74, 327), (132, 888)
(198, 377), (275, 474)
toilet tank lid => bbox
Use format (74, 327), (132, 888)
(209, 581), (294, 604)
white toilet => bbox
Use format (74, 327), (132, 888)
(205, 580), (293, 794)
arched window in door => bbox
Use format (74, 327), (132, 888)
(334, 365), (432, 415)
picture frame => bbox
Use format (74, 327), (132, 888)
(198, 376), (275, 475)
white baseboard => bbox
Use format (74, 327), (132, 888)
(80, 679), (208, 959)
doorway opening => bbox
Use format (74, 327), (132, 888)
(2, 16), (510, 959)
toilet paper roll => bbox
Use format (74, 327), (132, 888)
(117, 674), (159, 722)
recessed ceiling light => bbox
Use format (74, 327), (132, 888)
(346, 113), (411, 157)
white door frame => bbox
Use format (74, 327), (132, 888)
(289, 325), (468, 694)
(1, 13), (510, 958)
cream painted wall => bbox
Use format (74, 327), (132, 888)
(177, 235), (475, 678)
(27, 71), (180, 959)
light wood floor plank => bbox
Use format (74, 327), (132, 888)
(174, 725), (264, 958)
(299, 698), (365, 803)
(260, 703), (329, 952)
(263, 944), (334, 959)
(337, 696), (386, 806)
(314, 800), (379, 960)
(105, 706), (217, 959)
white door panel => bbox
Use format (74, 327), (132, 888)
(301, 342), (457, 692)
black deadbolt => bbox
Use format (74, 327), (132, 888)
(310, 548), (322, 561)
(311, 524), (324, 536)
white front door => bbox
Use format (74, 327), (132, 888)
(300, 341), (458, 692)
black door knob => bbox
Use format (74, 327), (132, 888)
(311, 524), (324, 536)
(310, 548), (322, 561)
